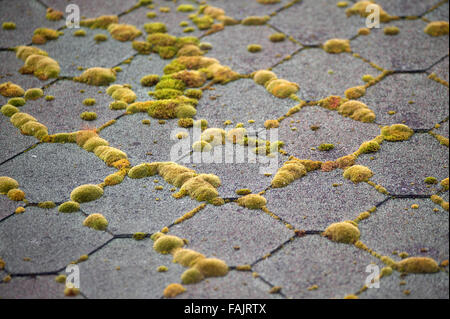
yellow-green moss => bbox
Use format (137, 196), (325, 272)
(82, 98), (96, 106)
(2, 22), (16, 30)
(269, 33), (286, 42)
(83, 213), (108, 231)
(323, 39), (351, 54)
(107, 23), (142, 41)
(132, 232), (148, 240)
(265, 78), (299, 99)
(1, 104), (19, 117)
(173, 248), (205, 267)
(93, 34), (108, 42)
(144, 22), (167, 34)
(73, 29), (87, 37)
(194, 258), (228, 277)
(7, 188), (25, 201)
(7, 97), (26, 107)
(32, 28), (60, 44)
(74, 67), (116, 86)
(37, 201), (56, 209)
(181, 268), (204, 284)
(424, 177), (438, 185)
(323, 221), (360, 244)
(424, 21), (449, 37)
(19, 55), (60, 80)
(344, 86), (366, 99)
(15, 46), (48, 61)
(106, 84), (136, 103)
(153, 234), (185, 254)
(177, 4), (196, 12)
(381, 124), (414, 141)
(0, 82), (25, 97)
(338, 100), (375, 123)
(80, 15), (119, 29)
(45, 8), (63, 21)
(58, 201), (80, 213)
(140, 74), (160, 87)
(184, 88), (203, 99)
(384, 26), (400, 35)
(441, 177), (449, 191)
(343, 165), (373, 183)
(362, 74), (374, 83)
(178, 118), (194, 128)
(395, 257), (439, 273)
(109, 101), (128, 110)
(237, 194), (267, 209)
(271, 161), (307, 188)
(163, 283), (186, 298)
(80, 111), (97, 121)
(254, 70), (277, 86)
(70, 184), (104, 203)
(132, 41), (151, 54)
(358, 140), (380, 154)
(54, 274), (66, 283)
(241, 16), (270, 26)
(247, 44), (262, 53)
(346, 1), (393, 23)
(94, 146), (128, 166)
(318, 143), (335, 152)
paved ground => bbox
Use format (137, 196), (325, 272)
(0, 0), (448, 299)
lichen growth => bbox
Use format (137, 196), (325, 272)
(83, 213), (108, 231)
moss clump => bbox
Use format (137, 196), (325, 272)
(177, 175), (220, 202)
(128, 163), (158, 179)
(181, 268), (204, 284)
(424, 177), (438, 185)
(254, 70), (277, 86)
(441, 178), (449, 191)
(38, 201), (56, 209)
(247, 44), (262, 53)
(144, 22), (167, 34)
(132, 232), (148, 240)
(338, 100), (375, 123)
(107, 23), (142, 41)
(358, 140), (380, 154)
(201, 128), (226, 146)
(2, 22), (16, 30)
(362, 74), (374, 83)
(73, 30), (86, 37)
(7, 188), (25, 201)
(94, 146), (128, 166)
(83, 98), (96, 106)
(192, 140), (212, 152)
(237, 194), (267, 209)
(46, 8), (63, 21)
(323, 221), (360, 244)
(0, 82), (24, 97)
(58, 201), (80, 213)
(384, 26), (400, 35)
(93, 34), (108, 42)
(318, 143), (335, 151)
(269, 33), (286, 42)
(106, 84), (136, 103)
(109, 101), (128, 110)
(184, 89), (203, 99)
(24, 88), (44, 101)
(140, 74), (160, 87)
(346, 1), (392, 23)
(153, 235), (185, 254)
(344, 86), (366, 99)
(173, 248), (206, 267)
(194, 258), (228, 278)
(265, 78), (299, 99)
(192, 15), (214, 30)
(264, 119), (279, 129)
(257, 0), (281, 3)
(70, 184), (104, 203)
(147, 32), (177, 48)
(271, 161), (307, 188)
(80, 111), (98, 121)
(178, 118), (194, 128)
(157, 265), (168, 272)
(177, 4), (196, 12)
(11, 112), (48, 140)
(19, 55), (60, 80)
(343, 165), (373, 183)
(323, 39), (351, 54)
(131, 41), (151, 54)
(15, 46), (48, 61)
(163, 283), (186, 298)
(1, 104), (19, 117)
(381, 124), (414, 141)
(148, 98), (196, 119)
(32, 28), (60, 44)
(395, 257), (439, 273)
(7, 97), (26, 107)
(80, 15), (119, 29)
(241, 16), (270, 26)
(83, 213), (108, 231)
(424, 21), (449, 37)
(177, 45), (204, 58)
(170, 70), (206, 88)
(74, 67), (116, 86)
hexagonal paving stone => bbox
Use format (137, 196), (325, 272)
(357, 133), (449, 195)
(80, 174), (201, 235)
(119, 0), (204, 39)
(429, 56), (449, 83)
(253, 235), (382, 299)
(0, 0), (65, 48)
(114, 54), (168, 101)
(19, 80), (121, 134)
(99, 113), (190, 166)
(174, 270), (282, 299)
(276, 106), (381, 162)
(0, 206), (112, 274)
(0, 196), (21, 221)
(360, 73), (449, 129)
(0, 275), (84, 299)
(204, 0), (290, 20)
(37, 27), (132, 77)
(169, 203), (294, 266)
(360, 271), (449, 299)
(351, 20), (449, 71)
(423, 0), (449, 21)
(0, 143), (115, 203)
(270, 0), (362, 46)
(0, 50), (52, 105)
(0, 113), (37, 165)
(270, 48), (381, 100)
(264, 169), (388, 230)
(376, 0), (442, 17)
(40, 0), (137, 17)
(195, 78), (298, 128)
(358, 198), (448, 262)
(74, 238), (186, 298)
(202, 24), (301, 74)
(182, 143), (284, 198)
